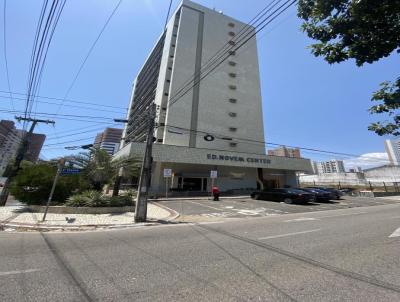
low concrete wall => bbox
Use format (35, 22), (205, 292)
(356, 191), (400, 198)
(27, 205), (135, 214)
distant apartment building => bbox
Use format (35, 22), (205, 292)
(384, 139), (400, 165)
(268, 146), (301, 158)
(0, 120), (45, 175)
(0, 121), (21, 175)
(317, 160), (345, 174)
(94, 128), (123, 155)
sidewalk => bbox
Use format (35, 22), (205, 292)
(0, 202), (178, 232)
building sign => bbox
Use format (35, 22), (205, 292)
(163, 168), (172, 178)
(60, 168), (81, 175)
(210, 170), (218, 178)
(207, 154), (271, 164)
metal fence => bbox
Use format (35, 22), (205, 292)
(300, 181), (400, 192)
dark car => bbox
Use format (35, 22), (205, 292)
(299, 188), (332, 202)
(250, 188), (315, 204)
(306, 187), (343, 200)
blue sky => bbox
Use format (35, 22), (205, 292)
(1, 0), (398, 168)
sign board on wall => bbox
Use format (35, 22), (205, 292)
(210, 170), (218, 179)
(163, 168), (172, 178)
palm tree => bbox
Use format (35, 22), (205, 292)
(111, 156), (142, 196)
(69, 147), (141, 194)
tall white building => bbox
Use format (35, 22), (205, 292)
(115, 0), (312, 194)
(316, 160), (345, 174)
(0, 121), (21, 176)
(384, 139), (400, 166)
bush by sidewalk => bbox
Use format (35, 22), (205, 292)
(65, 190), (135, 207)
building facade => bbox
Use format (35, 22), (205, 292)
(384, 139), (400, 166)
(115, 0), (312, 194)
(94, 128), (123, 156)
(0, 120), (45, 175)
(314, 160), (345, 174)
(268, 146), (301, 158)
(0, 121), (21, 176)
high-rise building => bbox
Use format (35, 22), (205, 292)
(115, 0), (312, 193)
(0, 120), (45, 175)
(25, 133), (46, 162)
(316, 160), (345, 174)
(384, 139), (400, 166)
(0, 121), (21, 175)
(94, 128), (123, 156)
(268, 146), (301, 158)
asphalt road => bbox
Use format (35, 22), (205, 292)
(1, 202), (400, 301)
(158, 196), (400, 220)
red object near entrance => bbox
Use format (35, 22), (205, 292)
(212, 186), (220, 201)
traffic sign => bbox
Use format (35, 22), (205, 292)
(163, 168), (172, 178)
(60, 168), (81, 175)
(210, 170), (218, 179)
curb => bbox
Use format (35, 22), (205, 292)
(0, 221), (160, 232)
(150, 196), (249, 202)
(149, 201), (180, 221)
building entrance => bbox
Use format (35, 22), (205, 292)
(177, 177), (208, 191)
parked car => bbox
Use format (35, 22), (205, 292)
(298, 188), (332, 202)
(339, 188), (355, 194)
(250, 188), (315, 204)
(306, 187), (343, 200)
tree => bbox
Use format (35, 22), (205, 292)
(71, 148), (114, 191)
(9, 163), (80, 205)
(111, 156), (142, 196)
(69, 148), (141, 193)
(297, 0), (400, 135)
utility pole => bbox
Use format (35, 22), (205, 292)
(135, 104), (156, 222)
(0, 116), (55, 206)
(42, 158), (65, 221)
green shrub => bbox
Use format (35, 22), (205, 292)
(10, 164), (80, 205)
(65, 190), (134, 207)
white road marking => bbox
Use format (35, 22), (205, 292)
(285, 217), (319, 222)
(258, 229), (321, 240)
(317, 211), (367, 219)
(389, 227), (400, 238)
(186, 201), (224, 211)
(224, 206), (234, 209)
(0, 269), (40, 276)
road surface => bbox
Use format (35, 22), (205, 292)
(1, 203), (400, 301)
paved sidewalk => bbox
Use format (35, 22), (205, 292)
(0, 202), (177, 232)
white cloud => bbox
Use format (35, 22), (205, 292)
(344, 152), (389, 170)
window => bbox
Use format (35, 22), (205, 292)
(229, 85), (237, 90)
(229, 127), (237, 132)
(164, 92), (169, 96)
(228, 40), (236, 46)
(228, 112), (237, 117)
(228, 31), (235, 37)
(168, 67), (172, 70)
(171, 44), (176, 47)
(162, 107), (167, 111)
(229, 142), (237, 147)
(228, 22), (235, 27)
(157, 139), (163, 142)
(228, 73), (236, 78)
(228, 61), (236, 66)
(228, 50), (236, 56)
(166, 79), (171, 83)
(229, 98), (237, 103)
(170, 55), (174, 58)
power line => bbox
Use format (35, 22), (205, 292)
(56, 0), (123, 114)
(0, 95), (126, 114)
(0, 90), (128, 110)
(161, 124), (392, 165)
(168, 0), (297, 109)
(165, 0), (286, 111)
(24, 0), (66, 130)
(163, 0), (173, 30)
(2, 0), (14, 110)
